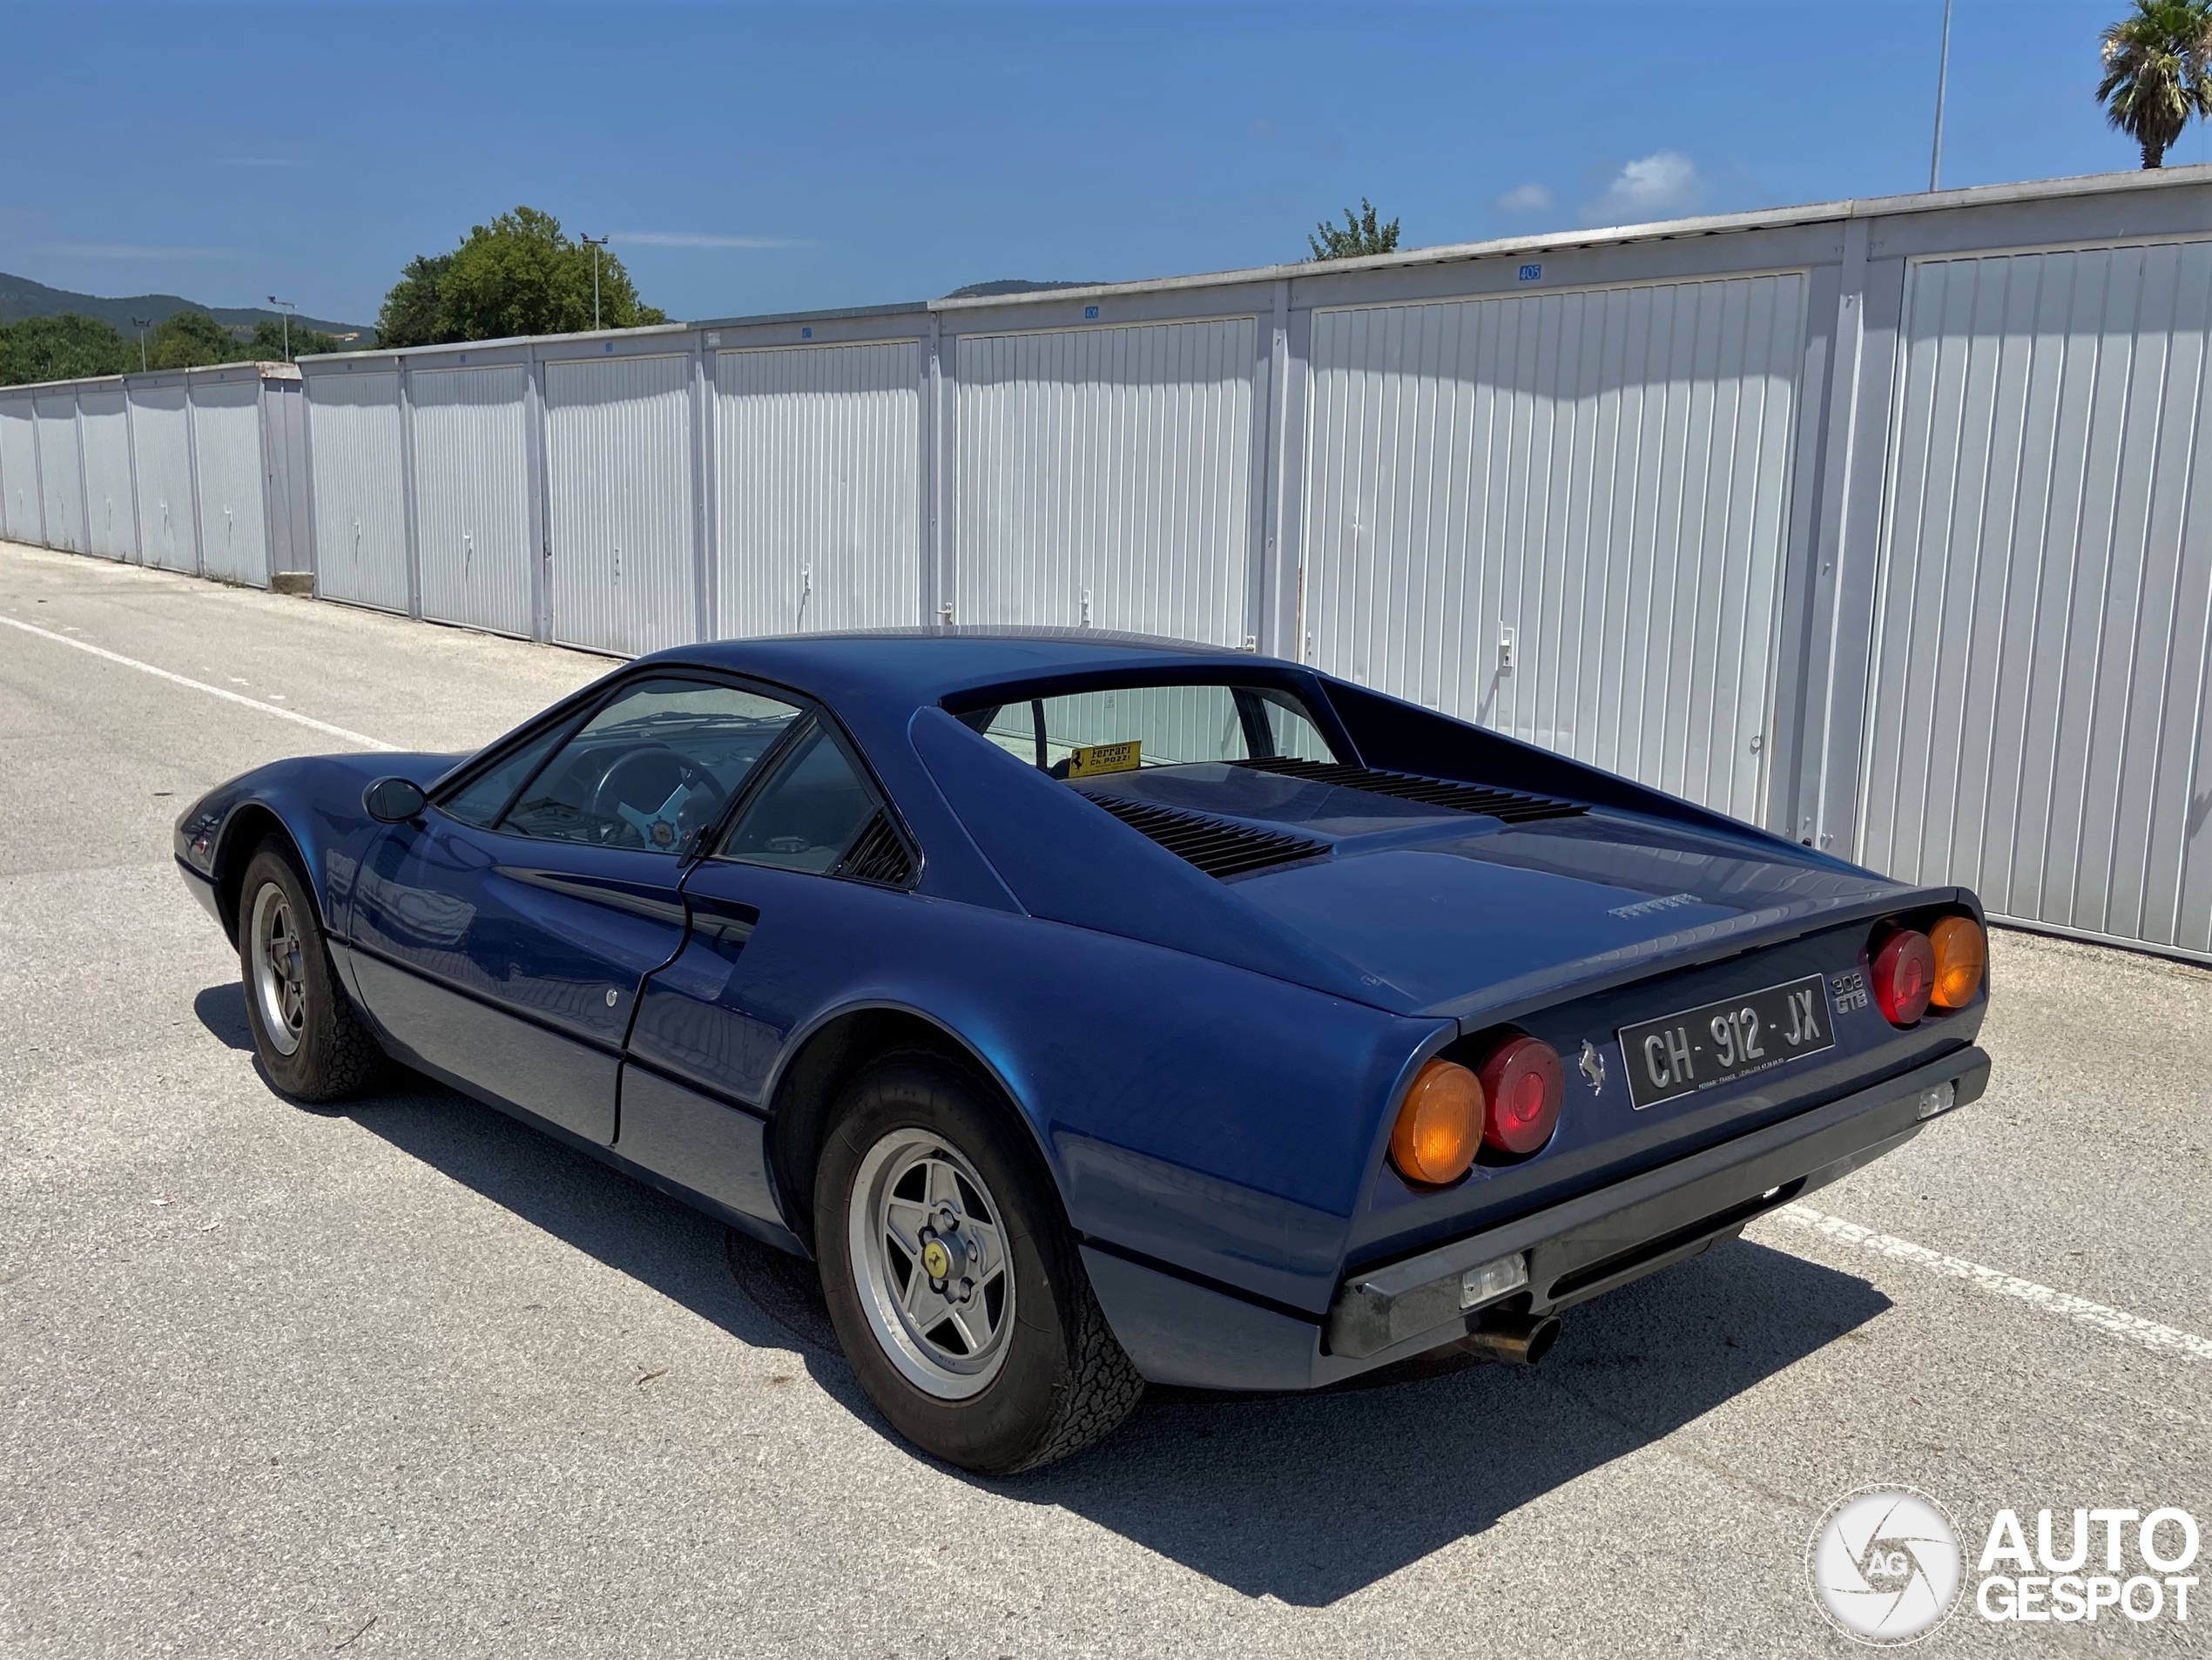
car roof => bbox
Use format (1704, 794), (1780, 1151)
(644, 628), (1275, 709)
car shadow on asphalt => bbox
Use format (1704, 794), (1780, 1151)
(198, 982), (1895, 1608)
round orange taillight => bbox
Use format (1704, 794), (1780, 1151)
(1388, 1059), (1483, 1186)
(1477, 1036), (1565, 1156)
(1871, 926), (1937, 1026)
(1929, 914), (1986, 1010)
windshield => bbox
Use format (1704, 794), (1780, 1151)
(957, 683), (1338, 780)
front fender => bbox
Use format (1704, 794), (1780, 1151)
(175, 752), (461, 941)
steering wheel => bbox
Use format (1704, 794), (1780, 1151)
(587, 746), (727, 851)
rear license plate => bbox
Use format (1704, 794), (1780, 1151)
(1618, 974), (1833, 1110)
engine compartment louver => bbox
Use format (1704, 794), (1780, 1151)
(1083, 794), (1326, 880)
(1231, 757), (1588, 824)
(836, 813), (916, 888)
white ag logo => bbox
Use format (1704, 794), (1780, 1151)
(1809, 1487), (1965, 1645)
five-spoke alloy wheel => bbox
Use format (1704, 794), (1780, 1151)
(816, 1052), (1145, 1473)
(235, 840), (384, 1102)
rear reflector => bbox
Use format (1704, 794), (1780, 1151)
(1478, 1036), (1564, 1156)
(1929, 914), (1986, 1009)
(1871, 927), (1937, 1026)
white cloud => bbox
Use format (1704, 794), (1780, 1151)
(1581, 151), (1702, 226)
(33, 243), (233, 260)
(1494, 182), (1554, 215)
(613, 232), (813, 249)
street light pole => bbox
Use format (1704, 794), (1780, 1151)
(581, 235), (610, 331)
(1929, 0), (1955, 191)
(131, 316), (151, 374)
(267, 295), (297, 362)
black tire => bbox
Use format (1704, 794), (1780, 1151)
(235, 839), (385, 1103)
(815, 1052), (1144, 1473)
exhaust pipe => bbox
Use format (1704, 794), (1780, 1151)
(1457, 1310), (1560, 1366)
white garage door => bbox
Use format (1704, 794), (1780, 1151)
(1303, 273), (1808, 824)
(545, 354), (696, 656)
(413, 366), (533, 637)
(1859, 239), (2212, 959)
(715, 341), (921, 639)
(954, 318), (1258, 645)
(308, 370), (410, 613)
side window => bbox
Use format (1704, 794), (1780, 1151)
(499, 678), (802, 852)
(718, 722), (876, 874)
(441, 720), (574, 828)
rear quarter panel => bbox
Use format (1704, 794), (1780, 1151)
(628, 867), (1445, 1314)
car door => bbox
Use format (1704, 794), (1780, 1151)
(347, 674), (804, 1141)
(618, 714), (915, 1229)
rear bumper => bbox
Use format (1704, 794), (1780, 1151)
(1083, 1046), (1989, 1391)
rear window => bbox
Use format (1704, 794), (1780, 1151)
(957, 683), (1337, 779)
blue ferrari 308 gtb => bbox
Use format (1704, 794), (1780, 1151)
(175, 631), (1990, 1471)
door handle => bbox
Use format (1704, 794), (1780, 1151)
(687, 894), (759, 955)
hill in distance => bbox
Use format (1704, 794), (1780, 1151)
(0, 272), (370, 341)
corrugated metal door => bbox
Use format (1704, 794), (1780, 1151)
(0, 395), (38, 543)
(33, 392), (84, 553)
(190, 379), (269, 586)
(715, 341), (921, 638)
(1859, 240), (2212, 958)
(307, 372), (409, 611)
(1304, 274), (1808, 823)
(78, 386), (137, 559)
(954, 319), (1257, 644)
(131, 384), (197, 573)
(545, 354), (696, 655)
(307, 369), (411, 611)
(412, 366), (533, 636)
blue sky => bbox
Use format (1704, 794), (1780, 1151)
(3, 1), (2195, 329)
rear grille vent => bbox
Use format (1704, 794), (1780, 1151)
(1084, 795), (1326, 880)
(1231, 757), (1588, 824)
(836, 813), (916, 888)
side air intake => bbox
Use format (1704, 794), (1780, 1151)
(1083, 795), (1325, 880)
(1231, 757), (1587, 824)
(836, 813), (916, 888)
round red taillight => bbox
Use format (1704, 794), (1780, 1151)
(1871, 927), (1937, 1026)
(1478, 1036), (1564, 1156)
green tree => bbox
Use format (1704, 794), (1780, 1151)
(374, 252), (455, 348)
(243, 319), (341, 361)
(374, 208), (665, 347)
(0, 313), (132, 384)
(2097, 0), (2212, 167)
(1307, 199), (1401, 261)
(146, 310), (243, 370)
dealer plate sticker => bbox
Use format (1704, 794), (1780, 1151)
(1618, 974), (1832, 1110)
(1066, 740), (1142, 778)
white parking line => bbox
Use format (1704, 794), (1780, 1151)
(1764, 1202), (2211, 1361)
(0, 615), (396, 752)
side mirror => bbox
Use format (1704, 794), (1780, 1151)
(362, 776), (428, 823)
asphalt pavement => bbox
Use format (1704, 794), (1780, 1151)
(2, 539), (2204, 1658)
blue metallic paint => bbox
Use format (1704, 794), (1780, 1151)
(174, 632), (1990, 1390)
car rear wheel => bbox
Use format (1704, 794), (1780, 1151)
(237, 840), (384, 1102)
(815, 1052), (1144, 1473)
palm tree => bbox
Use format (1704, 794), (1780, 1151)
(2096, 0), (2212, 168)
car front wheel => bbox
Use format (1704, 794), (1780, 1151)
(815, 1053), (1143, 1473)
(237, 840), (384, 1102)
